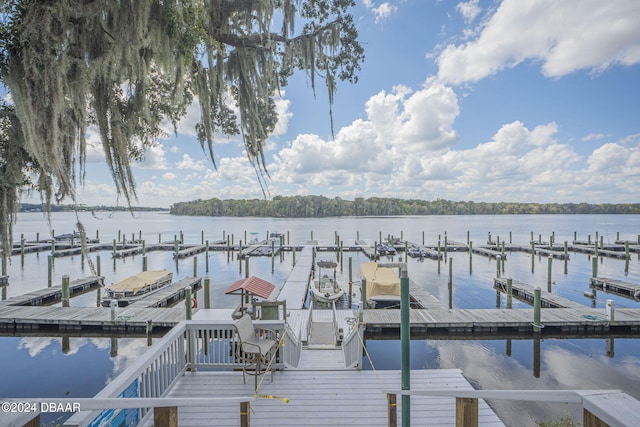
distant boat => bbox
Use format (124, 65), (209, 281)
(312, 260), (345, 304)
(101, 270), (173, 307)
(360, 262), (401, 309)
(54, 231), (81, 241)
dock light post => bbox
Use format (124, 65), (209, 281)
(378, 262), (410, 427)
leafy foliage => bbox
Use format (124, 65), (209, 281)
(170, 196), (640, 217)
(0, 0), (364, 256)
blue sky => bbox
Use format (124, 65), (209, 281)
(19, 0), (640, 207)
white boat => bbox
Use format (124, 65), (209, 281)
(101, 270), (173, 307)
(360, 262), (401, 309)
(312, 261), (345, 304)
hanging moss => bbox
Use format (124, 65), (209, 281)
(0, 0), (364, 256)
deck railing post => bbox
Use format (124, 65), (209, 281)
(154, 406), (178, 427)
(583, 408), (608, 427)
(455, 397), (478, 427)
(387, 393), (397, 427)
(240, 401), (251, 427)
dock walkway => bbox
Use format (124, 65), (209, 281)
(275, 244), (314, 309)
(590, 277), (640, 300)
(0, 276), (103, 306)
(0, 305), (187, 332)
(493, 278), (585, 309)
(151, 369), (503, 426)
(127, 277), (202, 308)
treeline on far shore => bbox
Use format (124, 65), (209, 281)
(170, 196), (640, 217)
(19, 203), (168, 213)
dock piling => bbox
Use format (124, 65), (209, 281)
(110, 300), (117, 321)
(146, 320), (153, 346)
(547, 256), (553, 292)
(533, 287), (542, 333)
(62, 275), (70, 307)
(193, 257), (198, 277)
(185, 287), (193, 320)
(204, 276), (211, 309)
(48, 255), (53, 287)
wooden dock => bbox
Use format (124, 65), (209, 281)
(571, 244), (629, 259)
(0, 276), (103, 306)
(355, 240), (379, 259)
(0, 305), (188, 332)
(493, 278), (585, 309)
(127, 277), (202, 308)
(173, 244), (207, 259)
(275, 245), (314, 308)
(590, 277), (640, 300)
(153, 369), (503, 426)
(362, 307), (640, 336)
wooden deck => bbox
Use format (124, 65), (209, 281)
(127, 277), (202, 308)
(149, 369), (504, 426)
(0, 305), (187, 331)
(275, 245), (314, 308)
(493, 278), (585, 309)
(0, 276), (103, 306)
(590, 277), (640, 300)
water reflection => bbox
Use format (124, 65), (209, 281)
(3, 212), (640, 425)
(364, 336), (640, 426)
(0, 335), (150, 425)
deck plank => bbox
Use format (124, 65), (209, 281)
(153, 369), (504, 426)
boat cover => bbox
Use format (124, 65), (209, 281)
(359, 262), (400, 298)
(107, 270), (173, 295)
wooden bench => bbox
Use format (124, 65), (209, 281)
(234, 314), (279, 391)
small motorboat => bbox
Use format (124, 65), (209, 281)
(312, 261), (345, 304)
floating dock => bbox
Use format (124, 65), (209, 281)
(0, 276), (103, 306)
(493, 278), (585, 309)
(590, 277), (640, 300)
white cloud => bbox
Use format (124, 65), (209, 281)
(272, 96), (292, 137)
(437, 0), (640, 84)
(136, 143), (169, 170)
(162, 172), (177, 180)
(456, 0), (481, 23)
(176, 154), (208, 171)
(363, 0), (398, 24)
(271, 78), (460, 189)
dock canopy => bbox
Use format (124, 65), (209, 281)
(224, 276), (275, 300)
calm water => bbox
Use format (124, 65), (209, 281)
(2, 212), (640, 426)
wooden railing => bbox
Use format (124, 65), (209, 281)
(383, 388), (640, 427)
(342, 318), (363, 369)
(282, 325), (302, 368)
(60, 319), (285, 427)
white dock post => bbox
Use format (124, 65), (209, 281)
(606, 299), (615, 321)
(110, 300), (118, 321)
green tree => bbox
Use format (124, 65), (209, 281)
(0, 0), (364, 255)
